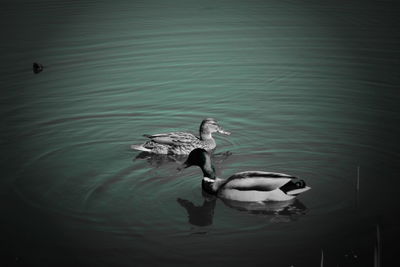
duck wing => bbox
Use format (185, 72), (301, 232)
(144, 132), (198, 145)
(222, 171), (297, 192)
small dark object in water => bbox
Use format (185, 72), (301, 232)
(33, 62), (44, 74)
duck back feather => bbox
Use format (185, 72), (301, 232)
(143, 132), (197, 145)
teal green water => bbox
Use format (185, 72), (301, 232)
(2, 0), (399, 266)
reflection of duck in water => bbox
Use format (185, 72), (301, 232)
(131, 118), (231, 155)
(182, 148), (311, 202)
(177, 195), (216, 227)
(221, 198), (307, 222)
(134, 152), (187, 167)
(135, 149), (232, 168)
(178, 194), (307, 227)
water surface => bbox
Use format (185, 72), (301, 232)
(1, 0), (399, 266)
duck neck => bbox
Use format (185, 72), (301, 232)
(199, 127), (213, 140)
(200, 157), (218, 194)
(200, 158), (216, 179)
(200, 132), (212, 140)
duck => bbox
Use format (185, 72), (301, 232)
(131, 118), (231, 155)
(182, 148), (311, 202)
(33, 62), (44, 74)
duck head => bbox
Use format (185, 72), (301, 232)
(199, 118), (230, 140)
(182, 148), (216, 179)
(183, 148), (209, 168)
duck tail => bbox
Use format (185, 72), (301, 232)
(280, 179), (311, 196)
(131, 144), (152, 152)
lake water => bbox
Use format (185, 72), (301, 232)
(2, 0), (399, 266)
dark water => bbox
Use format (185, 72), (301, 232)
(2, 0), (400, 266)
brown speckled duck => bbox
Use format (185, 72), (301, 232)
(131, 118), (231, 155)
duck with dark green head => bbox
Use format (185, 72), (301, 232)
(182, 148), (311, 202)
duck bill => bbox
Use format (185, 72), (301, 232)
(177, 162), (190, 171)
(217, 127), (231, 135)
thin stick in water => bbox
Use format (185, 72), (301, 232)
(320, 249), (324, 267)
(355, 165), (360, 209)
(374, 224), (381, 267)
(356, 166), (360, 192)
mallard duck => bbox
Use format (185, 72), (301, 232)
(182, 148), (311, 202)
(131, 118), (231, 155)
